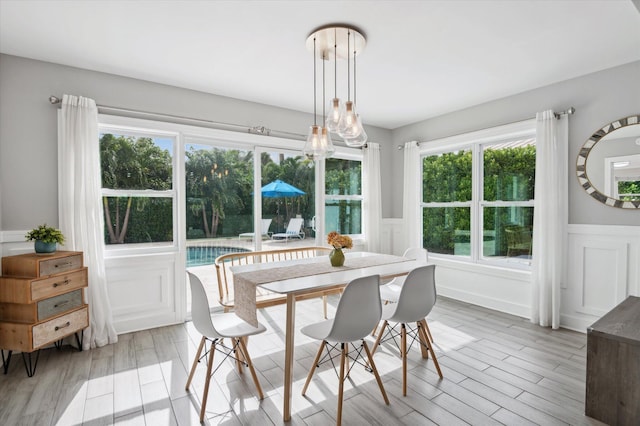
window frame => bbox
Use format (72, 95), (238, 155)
(97, 114), (365, 257)
(98, 124), (179, 254)
(420, 119), (536, 270)
(324, 152), (364, 240)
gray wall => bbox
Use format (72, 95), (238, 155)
(0, 54), (391, 231)
(388, 60), (640, 225)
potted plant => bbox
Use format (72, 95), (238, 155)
(25, 224), (65, 254)
(327, 231), (353, 267)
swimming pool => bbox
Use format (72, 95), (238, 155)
(186, 246), (249, 267)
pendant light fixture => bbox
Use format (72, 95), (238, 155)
(303, 35), (335, 160)
(306, 25), (367, 150)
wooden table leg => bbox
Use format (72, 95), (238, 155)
(283, 293), (296, 422)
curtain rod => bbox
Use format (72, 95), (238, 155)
(396, 107), (576, 150)
(48, 95), (306, 139)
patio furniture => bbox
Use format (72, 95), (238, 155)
(271, 217), (305, 241)
(238, 218), (272, 240)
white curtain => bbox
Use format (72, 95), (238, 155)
(58, 94), (118, 349)
(402, 141), (422, 251)
(363, 143), (382, 252)
(531, 110), (568, 329)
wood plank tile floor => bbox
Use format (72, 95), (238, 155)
(0, 296), (605, 425)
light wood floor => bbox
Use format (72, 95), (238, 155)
(0, 296), (604, 426)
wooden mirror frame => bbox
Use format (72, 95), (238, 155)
(577, 114), (640, 209)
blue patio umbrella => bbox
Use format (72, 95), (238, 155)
(261, 179), (306, 198)
(261, 180), (306, 232)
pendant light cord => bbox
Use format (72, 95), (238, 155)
(347, 29), (351, 102)
(334, 28), (337, 99)
(353, 45), (357, 106)
(322, 51), (326, 123)
(313, 37), (317, 126)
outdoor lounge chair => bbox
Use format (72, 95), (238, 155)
(271, 217), (305, 241)
(238, 218), (272, 240)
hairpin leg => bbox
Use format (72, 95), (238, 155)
(2, 350), (12, 374)
(21, 350), (40, 377)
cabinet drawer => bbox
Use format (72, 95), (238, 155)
(37, 289), (83, 321)
(2, 251), (83, 277)
(32, 306), (88, 350)
(31, 268), (87, 301)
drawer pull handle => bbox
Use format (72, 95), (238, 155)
(55, 261), (73, 269)
(55, 321), (71, 331)
(53, 279), (70, 288)
(54, 300), (69, 308)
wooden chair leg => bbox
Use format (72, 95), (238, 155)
(362, 340), (389, 405)
(186, 336), (205, 390)
(371, 320), (388, 357)
(302, 340), (325, 395)
(401, 323), (407, 396)
(200, 339), (217, 423)
(421, 319), (443, 379)
(417, 321), (429, 359)
(323, 295), (328, 319)
(235, 338), (244, 374)
(337, 343), (347, 426)
(238, 337), (264, 399)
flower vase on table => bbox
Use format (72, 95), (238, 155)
(327, 231), (353, 267)
(329, 248), (345, 267)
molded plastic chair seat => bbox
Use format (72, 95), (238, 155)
(379, 248), (428, 303)
(301, 275), (389, 426)
(185, 271), (266, 423)
(372, 264), (443, 396)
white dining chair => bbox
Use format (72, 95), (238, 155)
(185, 271), (266, 423)
(301, 274), (389, 426)
(377, 247), (434, 343)
(371, 264), (443, 396)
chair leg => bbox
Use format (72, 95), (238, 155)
(200, 339), (217, 423)
(401, 323), (407, 396)
(337, 343), (347, 426)
(302, 340), (325, 395)
(322, 295), (328, 319)
(371, 320), (388, 357)
(420, 319), (443, 379)
(362, 340), (389, 405)
(238, 337), (264, 399)
(186, 336), (206, 390)
(416, 321), (429, 359)
(235, 338), (244, 375)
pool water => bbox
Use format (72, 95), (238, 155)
(186, 246), (249, 267)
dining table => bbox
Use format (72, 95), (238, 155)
(229, 251), (429, 422)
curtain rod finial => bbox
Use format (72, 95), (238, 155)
(49, 96), (61, 104)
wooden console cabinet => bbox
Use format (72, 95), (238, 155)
(0, 251), (89, 376)
(586, 296), (640, 425)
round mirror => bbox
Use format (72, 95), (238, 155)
(577, 114), (640, 209)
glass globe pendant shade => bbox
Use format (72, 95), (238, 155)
(320, 126), (336, 157)
(344, 115), (367, 146)
(325, 98), (342, 132)
(303, 125), (335, 160)
(337, 101), (363, 139)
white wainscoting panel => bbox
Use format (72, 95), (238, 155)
(562, 224), (640, 332)
(381, 218), (405, 256)
(106, 252), (182, 334)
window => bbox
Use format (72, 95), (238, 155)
(99, 131), (176, 246)
(421, 123), (536, 268)
(325, 157), (362, 236)
(185, 140), (254, 240)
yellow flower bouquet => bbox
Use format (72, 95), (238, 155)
(327, 231), (352, 266)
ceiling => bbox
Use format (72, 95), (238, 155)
(1, 0), (639, 129)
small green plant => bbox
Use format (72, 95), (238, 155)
(25, 224), (65, 245)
